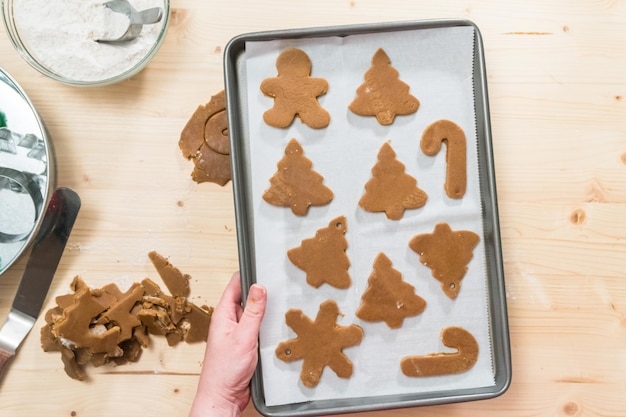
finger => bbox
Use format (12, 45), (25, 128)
(239, 283), (267, 332)
(215, 272), (243, 320)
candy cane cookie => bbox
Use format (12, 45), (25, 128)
(420, 119), (467, 199)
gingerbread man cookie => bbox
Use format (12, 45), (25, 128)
(287, 215), (351, 289)
(400, 326), (479, 377)
(409, 222), (480, 299)
(356, 252), (426, 328)
(262, 138), (333, 216)
(275, 300), (364, 388)
(261, 48), (330, 129)
(359, 142), (428, 220)
(349, 48), (419, 125)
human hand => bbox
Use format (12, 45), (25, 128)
(189, 272), (267, 417)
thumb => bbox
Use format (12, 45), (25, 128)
(239, 284), (267, 331)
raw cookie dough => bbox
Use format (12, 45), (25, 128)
(40, 252), (213, 380)
(349, 48), (420, 125)
(409, 222), (480, 299)
(420, 119), (467, 199)
(359, 142), (427, 220)
(356, 252), (426, 328)
(262, 138), (333, 216)
(261, 48), (330, 129)
(275, 300), (364, 388)
(287, 215), (351, 289)
(148, 250), (190, 298)
(179, 90), (231, 186)
(400, 326), (478, 377)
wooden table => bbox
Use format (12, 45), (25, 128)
(0, 1), (624, 415)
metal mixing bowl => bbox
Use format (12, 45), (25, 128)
(0, 66), (55, 275)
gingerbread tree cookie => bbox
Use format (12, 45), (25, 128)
(275, 300), (364, 388)
(261, 48), (330, 129)
(263, 138), (333, 216)
(288, 215), (351, 289)
(356, 252), (426, 328)
(359, 142), (428, 220)
(409, 222), (480, 299)
(349, 48), (419, 125)
(401, 326), (479, 377)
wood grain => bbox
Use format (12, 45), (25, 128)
(1, 0), (625, 416)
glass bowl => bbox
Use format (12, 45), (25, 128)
(1, 0), (170, 87)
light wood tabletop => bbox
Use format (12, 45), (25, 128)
(0, 0), (624, 416)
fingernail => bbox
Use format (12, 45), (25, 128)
(249, 284), (266, 303)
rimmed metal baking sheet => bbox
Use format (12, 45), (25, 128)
(224, 18), (510, 417)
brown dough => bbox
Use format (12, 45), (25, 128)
(420, 119), (467, 199)
(261, 48), (330, 129)
(95, 283), (144, 342)
(179, 90), (231, 186)
(262, 138), (333, 216)
(408, 222), (480, 299)
(400, 326), (478, 377)
(40, 252), (214, 380)
(356, 252), (426, 328)
(287, 215), (351, 289)
(359, 142), (428, 220)
(148, 251), (191, 298)
(275, 300), (364, 388)
(349, 48), (419, 125)
(53, 286), (122, 356)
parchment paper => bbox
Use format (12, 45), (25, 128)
(243, 25), (496, 407)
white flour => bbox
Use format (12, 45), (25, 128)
(13, 0), (164, 82)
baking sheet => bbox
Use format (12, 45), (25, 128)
(225, 19), (510, 415)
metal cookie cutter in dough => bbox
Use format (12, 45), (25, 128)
(0, 66), (55, 275)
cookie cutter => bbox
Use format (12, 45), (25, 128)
(0, 167), (44, 243)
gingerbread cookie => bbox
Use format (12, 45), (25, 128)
(359, 142), (428, 220)
(275, 300), (364, 388)
(400, 326), (478, 377)
(260, 48), (330, 129)
(179, 90), (231, 186)
(262, 138), (333, 216)
(409, 223), (480, 299)
(420, 119), (467, 199)
(356, 252), (426, 328)
(349, 48), (419, 125)
(287, 215), (351, 289)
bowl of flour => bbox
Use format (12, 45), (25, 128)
(2, 0), (169, 86)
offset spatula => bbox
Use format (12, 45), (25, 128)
(0, 187), (81, 380)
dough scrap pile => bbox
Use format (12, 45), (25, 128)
(179, 90), (231, 186)
(40, 251), (213, 381)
